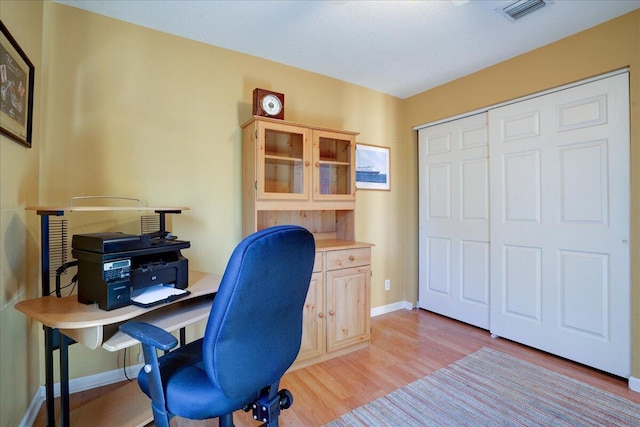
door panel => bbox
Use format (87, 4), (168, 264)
(502, 149), (541, 223)
(297, 271), (325, 362)
(558, 140), (607, 224)
(326, 266), (370, 352)
(418, 113), (490, 329)
(559, 250), (608, 337)
(503, 244), (541, 321)
(489, 73), (630, 377)
(460, 240), (489, 305)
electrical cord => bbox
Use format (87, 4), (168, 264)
(54, 260), (140, 383)
(54, 260), (78, 297)
(49, 273), (78, 297)
(123, 347), (134, 382)
(54, 259), (139, 383)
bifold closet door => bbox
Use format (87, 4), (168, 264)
(489, 73), (630, 377)
(418, 113), (490, 329)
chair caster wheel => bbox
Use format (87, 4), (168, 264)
(279, 389), (293, 410)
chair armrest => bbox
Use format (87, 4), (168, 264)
(119, 321), (175, 423)
(119, 321), (178, 352)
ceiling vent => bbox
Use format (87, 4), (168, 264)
(498, 0), (553, 22)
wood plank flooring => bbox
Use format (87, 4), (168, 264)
(33, 309), (639, 426)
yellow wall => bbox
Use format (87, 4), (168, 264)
(2, 1), (405, 412)
(403, 10), (640, 378)
(0, 1), (44, 425)
(1, 1), (639, 424)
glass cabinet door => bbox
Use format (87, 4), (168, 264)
(313, 130), (356, 200)
(257, 122), (310, 200)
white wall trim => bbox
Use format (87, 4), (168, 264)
(19, 391), (43, 427)
(371, 301), (414, 317)
(19, 364), (143, 427)
(629, 376), (640, 393)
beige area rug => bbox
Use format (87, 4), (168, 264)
(326, 347), (640, 426)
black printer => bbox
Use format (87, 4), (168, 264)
(71, 231), (189, 310)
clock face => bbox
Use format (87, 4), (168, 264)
(261, 94), (283, 116)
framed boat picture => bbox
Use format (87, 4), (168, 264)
(356, 143), (390, 191)
(0, 20), (34, 148)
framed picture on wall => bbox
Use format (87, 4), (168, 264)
(356, 143), (390, 191)
(0, 20), (34, 148)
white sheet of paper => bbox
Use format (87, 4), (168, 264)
(131, 284), (188, 305)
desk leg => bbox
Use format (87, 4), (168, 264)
(60, 333), (71, 427)
(44, 326), (55, 427)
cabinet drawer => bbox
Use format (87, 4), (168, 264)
(313, 252), (323, 272)
(326, 248), (370, 270)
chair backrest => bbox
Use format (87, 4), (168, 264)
(202, 225), (315, 398)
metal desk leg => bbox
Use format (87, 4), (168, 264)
(44, 326), (55, 427)
(60, 333), (71, 427)
(40, 212), (60, 426)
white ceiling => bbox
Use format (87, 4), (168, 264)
(54, 0), (640, 99)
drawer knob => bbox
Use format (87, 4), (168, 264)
(318, 312), (324, 319)
(349, 255), (355, 261)
(329, 310), (335, 316)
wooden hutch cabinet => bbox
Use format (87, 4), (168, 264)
(241, 116), (372, 368)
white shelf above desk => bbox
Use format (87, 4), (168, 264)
(26, 195), (189, 214)
(26, 206), (190, 213)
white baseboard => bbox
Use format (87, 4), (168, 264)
(371, 301), (414, 317)
(629, 375), (640, 393)
(20, 363), (143, 427)
(19, 391), (44, 427)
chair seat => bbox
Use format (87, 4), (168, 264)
(137, 340), (256, 419)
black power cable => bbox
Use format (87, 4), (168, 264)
(54, 260), (78, 297)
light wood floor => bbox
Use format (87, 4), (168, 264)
(34, 309), (640, 426)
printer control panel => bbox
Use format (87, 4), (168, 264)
(103, 259), (131, 282)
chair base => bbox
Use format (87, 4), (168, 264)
(246, 387), (293, 427)
(219, 413), (234, 427)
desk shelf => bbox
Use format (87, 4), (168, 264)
(102, 295), (214, 351)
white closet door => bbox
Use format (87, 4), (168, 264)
(489, 73), (630, 377)
(418, 113), (490, 329)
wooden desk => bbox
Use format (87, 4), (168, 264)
(22, 201), (199, 426)
(16, 270), (221, 426)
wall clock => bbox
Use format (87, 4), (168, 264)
(253, 88), (285, 120)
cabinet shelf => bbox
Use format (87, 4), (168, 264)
(318, 160), (350, 166)
(265, 154), (304, 162)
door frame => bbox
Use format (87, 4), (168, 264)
(414, 68), (629, 132)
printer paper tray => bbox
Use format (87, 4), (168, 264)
(131, 284), (190, 308)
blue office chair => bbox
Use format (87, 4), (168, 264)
(119, 225), (315, 427)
